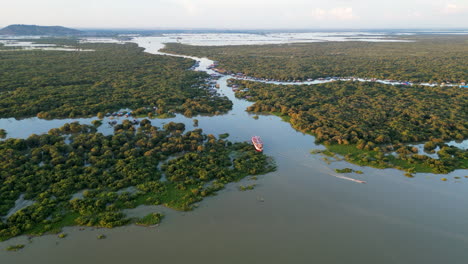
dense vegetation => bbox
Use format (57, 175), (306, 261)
(233, 80), (467, 173)
(0, 43), (21, 50)
(163, 36), (468, 83)
(0, 39), (232, 119)
(0, 120), (274, 241)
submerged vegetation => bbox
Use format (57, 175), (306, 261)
(334, 168), (363, 174)
(5, 244), (25, 251)
(238, 184), (256, 191)
(231, 80), (467, 173)
(136, 212), (164, 226)
(0, 120), (274, 241)
(219, 133), (229, 139)
(335, 168), (353, 173)
(163, 36), (468, 83)
(0, 38), (231, 119)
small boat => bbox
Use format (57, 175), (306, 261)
(251, 136), (263, 152)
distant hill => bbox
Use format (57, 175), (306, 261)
(0, 24), (82, 36)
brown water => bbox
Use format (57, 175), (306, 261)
(1, 36), (467, 264)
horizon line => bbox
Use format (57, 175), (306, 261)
(2, 24), (468, 32)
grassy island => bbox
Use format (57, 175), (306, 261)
(0, 38), (232, 119)
(231, 80), (467, 174)
(136, 213), (164, 226)
(0, 120), (275, 241)
(5, 244), (25, 251)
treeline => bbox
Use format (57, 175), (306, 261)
(0, 39), (231, 119)
(233, 80), (468, 173)
(0, 120), (274, 241)
(163, 36), (468, 83)
(0, 43), (21, 50)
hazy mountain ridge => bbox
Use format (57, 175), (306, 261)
(0, 24), (82, 36)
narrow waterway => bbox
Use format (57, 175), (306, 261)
(1, 36), (468, 264)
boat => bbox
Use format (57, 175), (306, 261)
(251, 136), (263, 152)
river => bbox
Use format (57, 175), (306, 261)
(1, 36), (468, 264)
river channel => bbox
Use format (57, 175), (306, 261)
(1, 36), (468, 264)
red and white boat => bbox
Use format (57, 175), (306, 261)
(251, 136), (263, 152)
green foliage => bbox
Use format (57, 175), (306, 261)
(163, 122), (185, 132)
(155, 113), (176, 119)
(0, 121), (274, 241)
(5, 244), (25, 251)
(0, 43), (22, 50)
(237, 81), (467, 147)
(327, 143), (467, 173)
(335, 168), (353, 173)
(136, 212), (164, 226)
(91, 120), (102, 127)
(0, 129), (6, 139)
(219, 133), (229, 139)
(165, 35), (468, 174)
(163, 36), (468, 83)
(334, 168), (363, 174)
(0, 39), (231, 119)
(226, 79), (467, 173)
(238, 184), (256, 191)
(310, 149), (336, 157)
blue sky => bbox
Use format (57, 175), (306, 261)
(2, 0), (468, 29)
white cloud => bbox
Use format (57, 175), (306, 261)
(311, 7), (358, 20)
(178, 0), (202, 16)
(311, 8), (327, 20)
(442, 4), (467, 15)
(330, 8), (358, 20)
(412, 11), (423, 18)
(1, 0), (468, 29)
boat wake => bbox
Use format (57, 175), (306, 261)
(330, 172), (367, 184)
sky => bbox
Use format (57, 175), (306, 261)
(1, 0), (468, 29)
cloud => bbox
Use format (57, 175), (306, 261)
(412, 11), (423, 18)
(330, 8), (358, 20)
(442, 4), (467, 15)
(311, 8), (327, 20)
(178, 0), (202, 16)
(311, 7), (358, 20)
